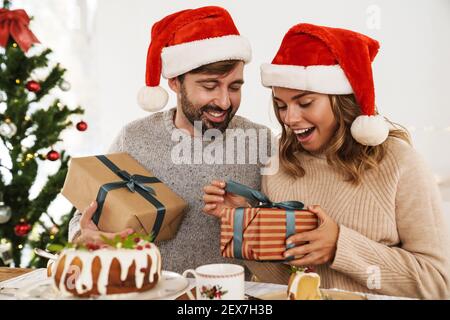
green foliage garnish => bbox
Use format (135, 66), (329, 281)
(100, 232), (155, 249)
(46, 244), (65, 252)
(289, 266), (307, 274)
(44, 232), (155, 253)
(46, 241), (77, 252)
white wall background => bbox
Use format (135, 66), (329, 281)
(8, 0), (450, 222)
(94, 0), (450, 181)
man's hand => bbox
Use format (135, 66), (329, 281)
(73, 201), (134, 244)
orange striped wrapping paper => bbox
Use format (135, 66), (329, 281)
(220, 207), (319, 261)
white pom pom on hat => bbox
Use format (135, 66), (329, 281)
(350, 115), (389, 146)
(137, 86), (168, 112)
(137, 6), (252, 112)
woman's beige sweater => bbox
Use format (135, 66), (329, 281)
(245, 137), (450, 299)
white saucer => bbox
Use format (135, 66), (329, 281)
(15, 271), (189, 300)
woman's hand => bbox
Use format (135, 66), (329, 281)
(284, 205), (339, 266)
(202, 180), (250, 218)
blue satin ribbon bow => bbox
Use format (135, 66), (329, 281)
(225, 180), (304, 261)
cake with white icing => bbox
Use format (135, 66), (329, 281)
(287, 267), (322, 300)
(47, 234), (161, 297)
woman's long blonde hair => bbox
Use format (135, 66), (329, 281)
(275, 94), (411, 185)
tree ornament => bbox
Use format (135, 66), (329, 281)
(14, 220), (32, 237)
(26, 80), (41, 92)
(59, 80), (71, 91)
(46, 150), (60, 161)
(76, 120), (88, 131)
(50, 226), (59, 235)
(0, 193), (12, 224)
(0, 241), (13, 265)
(0, 8), (40, 52)
(25, 153), (35, 161)
(0, 119), (17, 138)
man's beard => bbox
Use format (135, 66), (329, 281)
(180, 83), (236, 134)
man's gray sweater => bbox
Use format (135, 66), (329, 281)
(68, 108), (273, 276)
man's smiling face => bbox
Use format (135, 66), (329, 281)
(171, 61), (244, 133)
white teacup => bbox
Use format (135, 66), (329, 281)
(182, 264), (245, 300)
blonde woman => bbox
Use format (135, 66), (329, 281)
(202, 23), (450, 299)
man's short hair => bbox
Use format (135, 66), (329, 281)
(177, 60), (242, 83)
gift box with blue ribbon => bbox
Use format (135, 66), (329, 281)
(220, 180), (318, 261)
(61, 153), (187, 241)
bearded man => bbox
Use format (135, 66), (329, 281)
(68, 6), (273, 275)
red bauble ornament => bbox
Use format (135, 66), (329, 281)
(26, 80), (41, 92)
(46, 150), (60, 161)
(14, 221), (32, 237)
(76, 120), (88, 131)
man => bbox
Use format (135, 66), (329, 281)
(68, 6), (273, 275)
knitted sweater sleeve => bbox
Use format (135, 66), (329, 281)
(330, 143), (450, 299)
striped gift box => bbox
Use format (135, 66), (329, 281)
(220, 207), (318, 261)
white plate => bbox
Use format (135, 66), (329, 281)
(15, 271), (189, 300)
(258, 289), (367, 300)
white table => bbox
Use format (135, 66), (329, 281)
(0, 268), (412, 300)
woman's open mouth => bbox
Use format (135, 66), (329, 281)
(294, 127), (315, 143)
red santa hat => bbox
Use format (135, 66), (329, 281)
(261, 23), (389, 146)
(138, 6), (252, 112)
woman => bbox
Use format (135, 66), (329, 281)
(202, 23), (450, 299)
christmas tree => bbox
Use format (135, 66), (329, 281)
(0, 0), (86, 267)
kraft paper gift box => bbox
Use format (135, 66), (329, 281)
(61, 153), (187, 241)
(220, 180), (318, 261)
